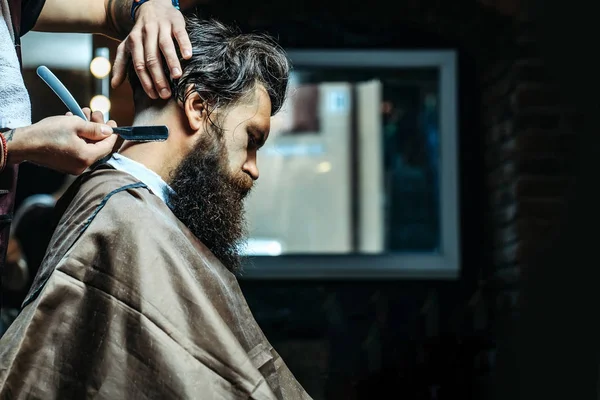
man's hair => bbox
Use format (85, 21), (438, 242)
(127, 16), (290, 122)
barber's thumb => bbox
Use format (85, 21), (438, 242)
(78, 122), (114, 141)
(90, 133), (119, 155)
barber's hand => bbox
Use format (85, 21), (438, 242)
(111, 0), (193, 100)
(6, 108), (118, 175)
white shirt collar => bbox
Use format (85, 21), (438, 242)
(106, 153), (175, 204)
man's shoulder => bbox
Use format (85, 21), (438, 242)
(46, 165), (177, 248)
(77, 166), (149, 200)
(24, 167), (179, 307)
(70, 166), (172, 227)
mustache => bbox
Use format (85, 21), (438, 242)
(230, 172), (254, 198)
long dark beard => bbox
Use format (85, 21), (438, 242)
(166, 133), (253, 275)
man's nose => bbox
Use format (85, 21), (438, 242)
(243, 159), (259, 180)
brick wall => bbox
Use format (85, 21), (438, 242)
(481, 12), (575, 396)
(483, 16), (574, 298)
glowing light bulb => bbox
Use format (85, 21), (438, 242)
(90, 95), (111, 115)
(90, 56), (111, 79)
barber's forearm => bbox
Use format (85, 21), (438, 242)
(34, 0), (210, 38)
(107, 0), (212, 38)
(103, 0), (135, 39)
(104, 0), (213, 39)
(33, 0), (167, 39)
(33, 0), (109, 35)
(34, 0), (134, 38)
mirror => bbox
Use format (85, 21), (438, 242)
(245, 55), (448, 257)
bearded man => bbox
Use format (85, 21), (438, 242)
(0, 17), (311, 400)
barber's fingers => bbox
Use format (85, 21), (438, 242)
(66, 109), (98, 122)
(111, 41), (127, 89)
(163, 16), (190, 79)
(159, 25), (181, 80)
(172, 17), (192, 62)
(131, 30), (159, 99)
(76, 121), (114, 141)
(144, 24), (171, 99)
(87, 133), (119, 155)
(90, 110), (109, 124)
(79, 134), (120, 165)
(82, 107), (93, 120)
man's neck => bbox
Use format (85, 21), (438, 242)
(117, 104), (184, 184)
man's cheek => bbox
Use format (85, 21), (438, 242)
(227, 153), (244, 174)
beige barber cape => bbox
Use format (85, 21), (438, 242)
(0, 165), (311, 399)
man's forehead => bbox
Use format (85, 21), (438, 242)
(252, 85), (272, 112)
(247, 86), (272, 129)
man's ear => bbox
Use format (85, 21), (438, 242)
(183, 88), (207, 132)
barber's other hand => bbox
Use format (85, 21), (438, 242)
(111, 0), (192, 100)
(6, 108), (118, 175)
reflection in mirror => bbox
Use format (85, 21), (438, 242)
(244, 67), (441, 256)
